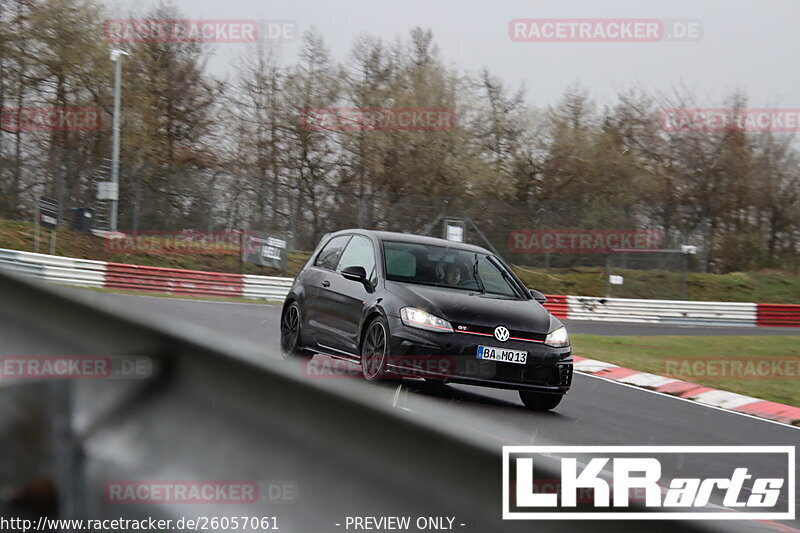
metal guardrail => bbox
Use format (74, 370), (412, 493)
(104, 262), (246, 297)
(0, 269), (765, 533)
(758, 303), (800, 327)
(0, 248), (293, 301)
(0, 248), (106, 288)
(566, 296), (759, 327)
(243, 274), (295, 300)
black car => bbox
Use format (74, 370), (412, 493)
(280, 230), (573, 410)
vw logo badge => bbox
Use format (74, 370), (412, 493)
(494, 326), (510, 342)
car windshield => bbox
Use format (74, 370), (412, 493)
(383, 241), (524, 298)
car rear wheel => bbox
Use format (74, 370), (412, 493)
(519, 390), (563, 411)
(361, 317), (390, 380)
(280, 302), (311, 359)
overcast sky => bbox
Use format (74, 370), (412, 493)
(102, 0), (800, 108)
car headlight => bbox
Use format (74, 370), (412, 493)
(544, 326), (569, 347)
(400, 307), (454, 333)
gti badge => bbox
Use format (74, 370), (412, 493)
(494, 326), (510, 342)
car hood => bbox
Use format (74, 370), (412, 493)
(384, 281), (557, 334)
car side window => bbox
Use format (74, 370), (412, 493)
(336, 235), (376, 282)
(314, 235), (351, 270)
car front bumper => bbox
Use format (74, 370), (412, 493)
(384, 316), (572, 393)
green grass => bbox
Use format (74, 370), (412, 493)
(571, 334), (800, 406)
(0, 219), (310, 277)
(510, 265), (800, 303)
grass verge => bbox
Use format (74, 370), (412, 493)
(570, 334), (800, 406)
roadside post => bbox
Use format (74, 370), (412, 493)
(38, 196), (59, 255)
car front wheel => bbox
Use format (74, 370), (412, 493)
(519, 390), (563, 411)
(361, 317), (390, 380)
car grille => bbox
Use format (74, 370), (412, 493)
(451, 323), (547, 344)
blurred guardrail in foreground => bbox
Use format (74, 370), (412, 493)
(0, 269), (777, 533)
(1, 247), (798, 326)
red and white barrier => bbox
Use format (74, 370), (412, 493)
(105, 263), (245, 298)
(542, 294), (569, 319)
(756, 303), (800, 328)
(1, 248), (798, 326)
(0, 248), (291, 301)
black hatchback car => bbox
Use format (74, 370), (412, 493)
(280, 230), (573, 410)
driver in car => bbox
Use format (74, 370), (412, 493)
(444, 263), (464, 286)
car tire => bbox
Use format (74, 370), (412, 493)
(360, 316), (390, 380)
(519, 390), (563, 411)
(280, 302), (311, 359)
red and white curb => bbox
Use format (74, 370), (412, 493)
(573, 355), (800, 427)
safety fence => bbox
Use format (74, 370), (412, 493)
(0, 248), (798, 327)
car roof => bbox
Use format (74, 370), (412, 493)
(328, 229), (492, 255)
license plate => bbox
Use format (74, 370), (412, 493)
(477, 345), (527, 365)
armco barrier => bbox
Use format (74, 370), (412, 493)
(566, 296), (758, 327)
(0, 247), (293, 301)
(0, 247), (796, 327)
(105, 263), (245, 297)
(757, 303), (800, 327)
(542, 294), (568, 319)
(0, 248), (106, 288)
(243, 273), (295, 300)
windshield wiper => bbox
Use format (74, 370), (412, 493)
(487, 256), (525, 299)
(472, 253), (486, 294)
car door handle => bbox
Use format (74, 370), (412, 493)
(321, 280), (330, 287)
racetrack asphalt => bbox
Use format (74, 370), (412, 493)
(61, 289), (800, 530)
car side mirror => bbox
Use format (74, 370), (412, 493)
(529, 289), (547, 303)
(341, 265), (367, 282)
